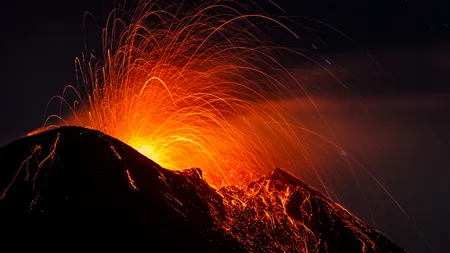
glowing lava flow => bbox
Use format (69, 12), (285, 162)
(43, 0), (324, 188)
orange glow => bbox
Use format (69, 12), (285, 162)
(15, 2), (413, 251)
(26, 128), (45, 137)
(42, 0), (323, 188)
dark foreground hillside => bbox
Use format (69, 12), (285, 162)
(0, 126), (406, 252)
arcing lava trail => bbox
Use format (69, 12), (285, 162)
(0, 127), (406, 252)
(40, 0), (331, 188)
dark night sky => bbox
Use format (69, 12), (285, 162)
(1, 1), (449, 252)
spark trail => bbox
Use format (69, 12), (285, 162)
(42, 0), (335, 188)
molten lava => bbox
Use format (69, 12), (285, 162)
(43, 0), (323, 187)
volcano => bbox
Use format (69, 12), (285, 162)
(0, 126), (406, 252)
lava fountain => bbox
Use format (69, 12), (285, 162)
(42, 0), (336, 188)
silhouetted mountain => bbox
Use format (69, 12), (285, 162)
(0, 126), (406, 252)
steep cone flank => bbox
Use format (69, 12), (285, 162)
(0, 126), (406, 252)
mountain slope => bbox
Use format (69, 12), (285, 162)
(0, 126), (406, 252)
